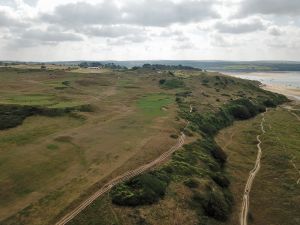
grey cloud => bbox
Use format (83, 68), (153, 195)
(107, 36), (143, 46)
(210, 33), (233, 47)
(82, 25), (144, 38)
(23, 0), (39, 6)
(174, 42), (194, 50)
(0, 0), (16, 7)
(0, 0), (39, 8)
(238, 0), (300, 16)
(268, 26), (283, 36)
(215, 19), (266, 34)
(40, 0), (219, 27)
(21, 29), (83, 43)
(158, 30), (183, 37)
(123, 0), (219, 26)
(7, 28), (83, 48)
(0, 9), (28, 28)
(41, 1), (121, 26)
(106, 33), (149, 46)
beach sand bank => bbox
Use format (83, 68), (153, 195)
(263, 84), (300, 102)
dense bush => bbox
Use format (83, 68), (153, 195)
(227, 104), (251, 119)
(226, 98), (259, 120)
(111, 171), (170, 206)
(201, 139), (227, 166)
(263, 99), (277, 107)
(160, 79), (185, 89)
(143, 64), (202, 71)
(176, 91), (192, 97)
(0, 105), (39, 130)
(183, 97), (285, 137)
(193, 190), (232, 221)
(184, 178), (199, 188)
(159, 79), (166, 85)
(211, 173), (230, 188)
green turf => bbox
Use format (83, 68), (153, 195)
(137, 93), (173, 117)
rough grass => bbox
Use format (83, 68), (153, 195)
(0, 67), (179, 225)
(2, 94), (55, 106)
(0, 67), (291, 225)
(63, 70), (289, 225)
(216, 108), (300, 225)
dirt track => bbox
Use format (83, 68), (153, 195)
(240, 112), (266, 225)
(55, 108), (192, 225)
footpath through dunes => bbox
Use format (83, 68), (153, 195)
(217, 106), (300, 225)
(240, 112), (266, 225)
(55, 108), (192, 225)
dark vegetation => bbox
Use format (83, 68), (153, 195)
(142, 64), (202, 71)
(184, 178), (199, 189)
(0, 104), (92, 130)
(111, 171), (171, 206)
(159, 78), (185, 89)
(78, 62), (127, 69)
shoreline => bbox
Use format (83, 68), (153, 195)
(262, 84), (300, 102)
(222, 71), (300, 102)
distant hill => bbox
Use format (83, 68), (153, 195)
(2, 60), (300, 72)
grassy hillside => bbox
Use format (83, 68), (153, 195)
(34, 67), (288, 225)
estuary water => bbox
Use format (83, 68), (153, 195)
(223, 71), (300, 101)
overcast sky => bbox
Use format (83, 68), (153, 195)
(0, 0), (300, 61)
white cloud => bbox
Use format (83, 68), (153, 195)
(0, 0), (300, 61)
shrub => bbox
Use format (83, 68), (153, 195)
(62, 80), (70, 86)
(211, 173), (230, 188)
(111, 172), (170, 206)
(200, 190), (232, 221)
(176, 91), (192, 97)
(170, 134), (178, 139)
(184, 178), (199, 189)
(257, 104), (266, 113)
(201, 139), (227, 166)
(160, 79), (184, 89)
(228, 104), (251, 119)
(263, 99), (276, 107)
(226, 98), (260, 120)
(0, 105), (38, 130)
(159, 79), (166, 85)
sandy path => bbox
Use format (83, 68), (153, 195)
(240, 112), (266, 225)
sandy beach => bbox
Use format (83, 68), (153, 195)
(224, 72), (300, 102)
(263, 84), (300, 101)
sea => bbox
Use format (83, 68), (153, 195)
(222, 71), (300, 100)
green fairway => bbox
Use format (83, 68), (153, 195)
(137, 93), (173, 117)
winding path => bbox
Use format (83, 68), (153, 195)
(240, 112), (266, 225)
(55, 107), (192, 225)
